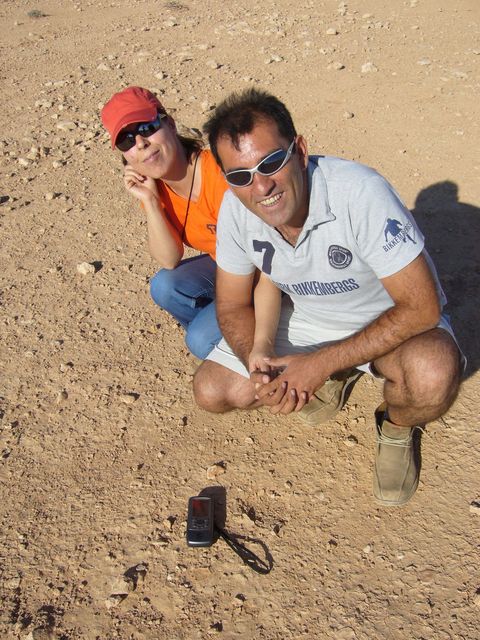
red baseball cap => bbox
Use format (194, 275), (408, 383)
(101, 86), (166, 149)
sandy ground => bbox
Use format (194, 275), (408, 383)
(1, 0), (479, 638)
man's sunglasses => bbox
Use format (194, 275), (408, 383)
(116, 113), (167, 152)
(224, 138), (296, 187)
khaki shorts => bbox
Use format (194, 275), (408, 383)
(206, 297), (466, 378)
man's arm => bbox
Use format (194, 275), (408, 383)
(257, 253), (441, 408)
(216, 267), (256, 367)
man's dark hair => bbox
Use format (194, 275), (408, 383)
(203, 88), (297, 167)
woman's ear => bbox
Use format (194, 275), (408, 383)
(165, 114), (177, 133)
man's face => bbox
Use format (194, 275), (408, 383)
(216, 119), (309, 230)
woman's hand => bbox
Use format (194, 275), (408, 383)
(248, 341), (276, 377)
(123, 164), (159, 204)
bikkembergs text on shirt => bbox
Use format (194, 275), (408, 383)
(272, 278), (360, 296)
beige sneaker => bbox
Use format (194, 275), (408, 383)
(373, 403), (423, 506)
(297, 369), (362, 426)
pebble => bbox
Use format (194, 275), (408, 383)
(473, 591), (480, 607)
(335, 628), (356, 640)
(18, 158), (30, 167)
(361, 62), (378, 73)
(362, 544), (373, 553)
(244, 436), (254, 444)
(44, 192), (56, 201)
(56, 121), (77, 132)
(418, 58), (432, 66)
(344, 435), (358, 447)
(206, 60), (220, 69)
(328, 62), (345, 70)
(469, 500), (480, 514)
(343, 111), (354, 119)
(154, 71), (167, 79)
(265, 54), (283, 63)
(76, 262), (96, 275)
(52, 160), (64, 169)
(97, 63), (111, 71)
(31, 629), (55, 640)
(119, 392), (139, 404)
(206, 462), (226, 479)
(326, 28), (338, 35)
(418, 568), (435, 583)
(56, 390), (69, 404)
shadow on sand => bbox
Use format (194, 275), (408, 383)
(412, 181), (480, 379)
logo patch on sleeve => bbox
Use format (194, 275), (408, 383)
(328, 245), (353, 269)
(382, 218), (417, 252)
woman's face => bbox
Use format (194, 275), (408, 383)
(121, 115), (180, 179)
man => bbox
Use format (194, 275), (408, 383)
(193, 88), (463, 506)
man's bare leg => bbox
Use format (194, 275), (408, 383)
(372, 327), (462, 505)
(193, 361), (257, 413)
(373, 327), (462, 426)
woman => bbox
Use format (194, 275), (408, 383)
(101, 86), (228, 359)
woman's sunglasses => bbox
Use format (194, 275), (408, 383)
(116, 113), (167, 152)
(224, 138), (296, 187)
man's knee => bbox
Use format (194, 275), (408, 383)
(193, 363), (228, 412)
(391, 330), (462, 412)
(193, 362), (255, 413)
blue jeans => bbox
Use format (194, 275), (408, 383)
(150, 254), (221, 359)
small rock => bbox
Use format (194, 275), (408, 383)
(154, 71), (167, 79)
(206, 462), (226, 479)
(31, 629), (54, 640)
(328, 62), (345, 70)
(44, 192), (56, 201)
(244, 436), (254, 444)
(473, 591), (480, 607)
(206, 60), (220, 69)
(469, 500), (480, 514)
(418, 58), (432, 66)
(18, 158), (30, 167)
(361, 62), (378, 73)
(77, 262), (96, 275)
(52, 160), (64, 169)
(326, 28), (338, 35)
(56, 121), (77, 132)
(343, 111), (354, 119)
(119, 392), (139, 404)
(56, 390), (68, 404)
(344, 435), (358, 447)
(363, 544), (373, 553)
(97, 63), (111, 71)
(266, 54), (283, 63)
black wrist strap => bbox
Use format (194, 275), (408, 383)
(215, 526), (272, 574)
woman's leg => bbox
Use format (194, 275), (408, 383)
(149, 254), (221, 358)
(185, 301), (222, 360)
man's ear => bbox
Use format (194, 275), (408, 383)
(296, 135), (309, 169)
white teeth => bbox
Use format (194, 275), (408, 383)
(260, 193), (282, 206)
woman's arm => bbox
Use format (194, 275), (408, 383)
(249, 273), (282, 374)
(124, 165), (184, 269)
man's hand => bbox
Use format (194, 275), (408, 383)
(255, 352), (331, 415)
(124, 165), (159, 204)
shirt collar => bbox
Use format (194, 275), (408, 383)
(304, 156), (336, 229)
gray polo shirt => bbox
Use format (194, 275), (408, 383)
(216, 156), (445, 333)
